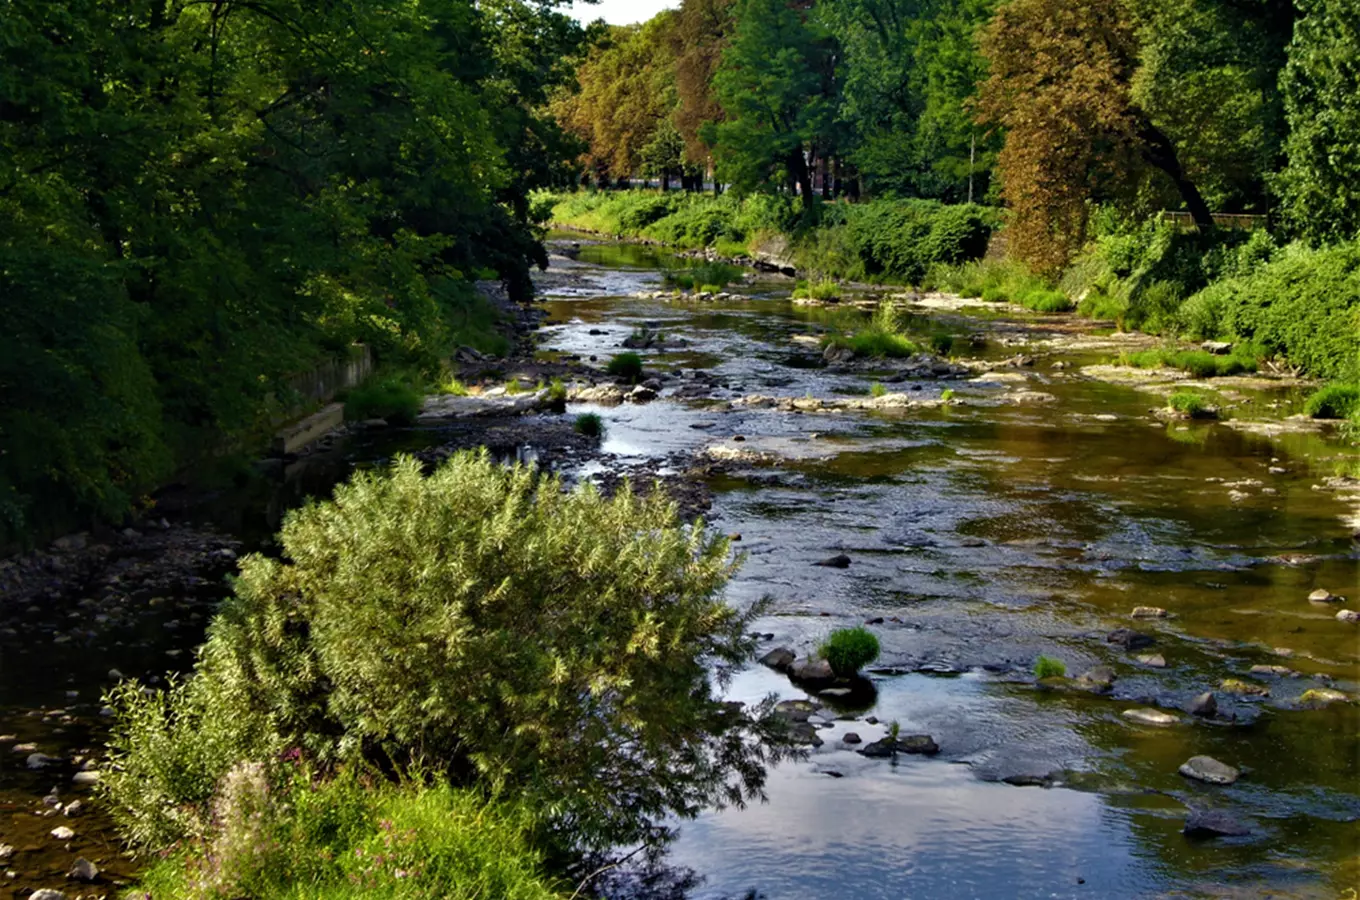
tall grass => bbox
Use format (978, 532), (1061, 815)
(1120, 346), (1258, 378)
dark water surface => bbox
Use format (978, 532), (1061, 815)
(2, 235), (1356, 899)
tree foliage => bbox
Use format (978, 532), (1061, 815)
(104, 452), (790, 854)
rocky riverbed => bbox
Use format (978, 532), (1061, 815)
(1, 233), (1357, 900)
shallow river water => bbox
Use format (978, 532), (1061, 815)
(1, 235), (1357, 899)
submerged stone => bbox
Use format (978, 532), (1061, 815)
(1077, 666), (1117, 691)
(858, 734), (939, 757)
(1221, 679), (1269, 697)
(1136, 653), (1167, 668)
(1179, 755), (1240, 785)
(1298, 688), (1350, 708)
(1122, 708), (1180, 726)
(1106, 628), (1155, 650)
(68, 857), (98, 882)
(1188, 692), (1218, 717)
(1183, 808), (1251, 838)
(813, 553), (852, 568)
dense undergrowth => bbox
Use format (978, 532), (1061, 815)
(103, 451), (788, 894)
(546, 190), (1359, 392)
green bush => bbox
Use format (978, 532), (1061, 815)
(869, 381), (888, 398)
(103, 452), (780, 853)
(574, 412), (605, 437)
(605, 351), (644, 382)
(1166, 391), (1214, 418)
(819, 627), (881, 677)
(1305, 384), (1360, 419)
(134, 768), (563, 900)
(1122, 347), (1257, 378)
(1033, 656), (1066, 679)
(344, 375), (423, 425)
(836, 200), (998, 283)
(1177, 240), (1360, 380)
(793, 278), (842, 301)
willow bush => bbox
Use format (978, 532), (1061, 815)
(104, 451), (787, 854)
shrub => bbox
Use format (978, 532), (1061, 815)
(929, 333), (955, 355)
(574, 412), (605, 437)
(1122, 347), (1257, 378)
(343, 374), (422, 425)
(1033, 656), (1066, 679)
(1176, 240), (1360, 380)
(103, 452), (782, 853)
(1305, 384), (1360, 419)
(133, 769), (563, 900)
(793, 278), (842, 302)
(605, 352), (644, 382)
(819, 627), (881, 677)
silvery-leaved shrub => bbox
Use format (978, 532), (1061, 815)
(104, 450), (789, 853)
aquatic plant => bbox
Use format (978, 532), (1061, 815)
(794, 278), (842, 302)
(605, 352), (644, 382)
(940, 389), (956, 403)
(574, 412), (605, 437)
(1033, 655), (1067, 679)
(869, 382), (887, 398)
(819, 626), (881, 677)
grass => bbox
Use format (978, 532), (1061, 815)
(1121, 346), (1258, 378)
(1166, 391), (1216, 418)
(1033, 655), (1067, 679)
(574, 412), (605, 437)
(699, 283), (723, 294)
(819, 626), (881, 677)
(605, 352), (644, 382)
(929, 259), (1074, 312)
(546, 378), (567, 412)
(1304, 384), (1360, 420)
(134, 771), (563, 900)
(344, 375), (422, 426)
(793, 278), (842, 302)
(869, 382), (888, 398)
(929, 332), (954, 355)
(437, 377), (469, 397)
(662, 261), (743, 292)
(822, 302), (921, 359)
(940, 388), (955, 403)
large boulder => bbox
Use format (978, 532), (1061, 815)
(858, 734), (939, 758)
(788, 657), (835, 685)
(759, 647), (796, 672)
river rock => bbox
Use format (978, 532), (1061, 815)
(1248, 664), (1292, 677)
(68, 857), (98, 882)
(773, 699), (818, 722)
(1221, 679), (1269, 697)
(0, 844), (11, 863)
(62, 800), (83, 817)
(1077, 666), (1117, 692)
(1308, 589), (1341, 604)
(789, 657), (835, 684)
(842, 732), (862, 744)
(1200, 341), (1233, 355)
(70, 771), (101, 786)
(1298, 688), (1350, 708)
(29, 891), (68, 900)
(26, 752), (57, 770)
(1136, 653), (1167, 668)
(813, 553), (851, 568)
(1188, 692), (1217, 717)
(1336, 609), (1360, 624)
(50, 825), (74, 841)
(1183, 808), (1251, 837)
(627, 384), (658, 403)
(1179, 755), (1239, 785)
(858, 735), (939, 758)
(1106, 628), (1155, 650)
(759, 647), (796, 672)
(1122, 708), (1179, 726)
(1131, 606), (1168, 618)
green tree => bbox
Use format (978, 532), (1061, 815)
(707, 0), (840, 209)
(1277, 0), (1360, 243)
(672, 0), (736, 171)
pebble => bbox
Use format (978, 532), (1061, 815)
(50, 825), (75, 841)
(63, 800), (83, 817)
(1122, 708), (1179, 726)
(1131, 606), (1168, 618)
(1179, 755), (1240, 785)
(1337, 609), (1360, 624)
(1136, 653), (1167, 668)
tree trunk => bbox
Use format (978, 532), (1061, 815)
(661, 170), (670, 192)
(789, 149), (814, 212)
(1138, 120), (1214, 231)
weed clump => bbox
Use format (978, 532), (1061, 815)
(344, 375), (422, 425)
(793, 278), (842, 302)
(605, 352), (644, 382)
(1121, 346), (1258, 378)
(1305, 384), (1360, 420)
(1166, 391), (1216, 418)
(574, 412), (605, 437)
(1033, 655), (1067, 679)
(819, 627), (881, 677)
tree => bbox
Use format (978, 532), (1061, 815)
(978, 0), (1213, 274)
(672, 0), (736, 168)
(1277, 0), (1360, 243)
(707, 0), (840, 210)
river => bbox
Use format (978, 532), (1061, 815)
(1, 234), (1356, 899)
